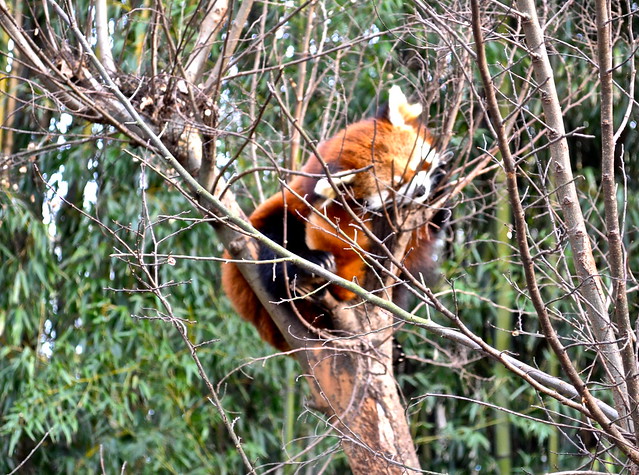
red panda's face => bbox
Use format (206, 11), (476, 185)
(313, 86), (439, 210)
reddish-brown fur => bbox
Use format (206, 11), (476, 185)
(222, 99), (440, 351)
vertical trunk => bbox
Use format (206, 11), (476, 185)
(596, 0), (639, 441)
(218, 211), (421, 473)
(0, 0), (22, 157)
(494, 184), (512, 475)
(305, 335), (421, 474)
(515, 0), (631, 431)
(302, 213), (422, 473)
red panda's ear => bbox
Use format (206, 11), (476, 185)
(388, 86), (423, 127)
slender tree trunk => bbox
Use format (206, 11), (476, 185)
(494, 184), (512, 475)
(514, 0), (631, 429)
(596, 0), (639, 442)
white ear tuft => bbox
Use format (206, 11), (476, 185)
(388, 86), (407, 126)
(388, 86), (423, 127)
(406, 102), (423, 120)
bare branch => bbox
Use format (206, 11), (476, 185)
(184, 0), (229, 85)
(288, 1), (318, 170)
(7, 431), (50, 475)
(515, 0), (631, 431)
(203, 0), (255, 94)
(94, 0), (116, 74)
(596, 0), (639, 443)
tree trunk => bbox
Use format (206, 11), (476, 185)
(304, 330), (420, 474)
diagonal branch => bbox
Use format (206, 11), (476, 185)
(184, 0), (229, 85)
(202, 0), (255, 94)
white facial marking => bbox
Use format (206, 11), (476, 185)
(365, 146), (441, 210)
(365, 189), (391, 210)
(395, 153), (441, 205)
(314, 178), (335, 199)
(396, 170), (432, 204)
(407, 137), (440, 173)
(407, 136), (427, 172)
(424, 147), (440, 167)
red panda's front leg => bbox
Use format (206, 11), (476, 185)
(222, 190), (340, 350)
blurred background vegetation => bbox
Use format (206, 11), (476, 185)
(1, 0), (638, 472)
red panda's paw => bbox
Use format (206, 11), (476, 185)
(290, 250), (336, 305)
(298, 250), (336, 284)
(282, 249), (337, 298)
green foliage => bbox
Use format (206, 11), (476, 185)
(0, 140), (321, 473)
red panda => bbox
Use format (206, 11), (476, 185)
(222, 86), (444, 351)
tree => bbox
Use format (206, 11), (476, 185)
(1, 0), (638, 472)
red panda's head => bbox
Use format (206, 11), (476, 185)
(313, 86), (439, 210)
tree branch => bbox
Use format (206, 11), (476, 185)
(203, 0), (255, 94)
(596, 0), (639, 442)
(515, 0), (632, 432)
(288, 1), (317, 170)
(184, 0), (229, 85)
(94, 0), (116, 75)
(472, 0), (639, 462)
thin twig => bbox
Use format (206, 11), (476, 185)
(7, 430), (50, 475)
